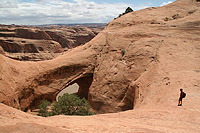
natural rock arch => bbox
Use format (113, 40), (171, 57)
(57, 73), (94, 100)
(23, 73), (94, 112)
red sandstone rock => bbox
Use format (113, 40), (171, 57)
(0, 26), (101, 61)
(0, 0), (200, 113)
(16, 28), (52, 40)
(0, 2), (199, 132)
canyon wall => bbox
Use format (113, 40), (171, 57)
(0, 25), (103, 61)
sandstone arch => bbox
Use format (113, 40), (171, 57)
(25, 73), (94, 112)
(57, 73), (94, 100)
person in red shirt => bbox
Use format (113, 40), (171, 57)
(178, 89), (184, 106)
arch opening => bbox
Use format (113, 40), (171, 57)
(57, 73), (94, 100)
(56, 83), (79, 101)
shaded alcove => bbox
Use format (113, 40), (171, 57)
(24, 93), (56, 112)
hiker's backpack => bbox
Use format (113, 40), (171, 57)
(182, 92), (186, 98)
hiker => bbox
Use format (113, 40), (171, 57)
(178, 88), (186, 106)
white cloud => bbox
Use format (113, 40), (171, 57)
(0, 0), (149, 25)
(0, 0), (18, 8)
(160, 1), (173, 6)
(37, 0), (44, 2)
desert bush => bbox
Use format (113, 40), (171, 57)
(38, 100), (51, 117)
(121, 49), (125, 56)
(125, 7), (134, 14)
(164, 17), (169, 21)
(38, 94), (95, 117)
(172, 14), (180, 19)
(52, 94), (95, 116)
(118, 7), (133, 18)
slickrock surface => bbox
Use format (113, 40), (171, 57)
(0, 0), (200, 132)
(0, 103), (200, 133)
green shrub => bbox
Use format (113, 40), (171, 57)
(172, 14), (180, 19)
(118, 7), (133, 18)
(164, 17), (169, 21)
(38, 100), (51, 117)
(52, 94), (95, 116)
(121, 49), (125, 56)
(125, 7), (134, 14)
(37, 94), (95, 117)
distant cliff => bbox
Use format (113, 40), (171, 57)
(0, 25), (104, 61)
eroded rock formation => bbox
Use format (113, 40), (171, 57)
(0, 25), (103, 61)
(0, 0), (200, 115)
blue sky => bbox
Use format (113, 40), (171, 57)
(0, 0), (175, 25)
